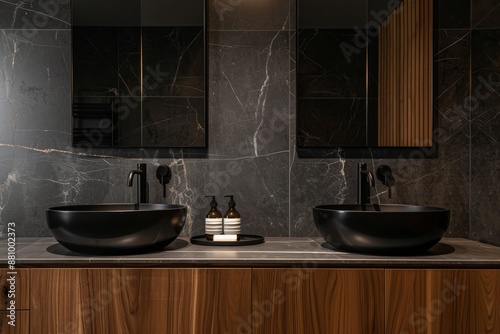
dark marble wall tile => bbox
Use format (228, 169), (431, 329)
(438, 0), (471, 29)
(470, 130), (500, 244)
(211, 154), (289, 237)
(209, 0), (290, 31)
(472, 0), (500, 28)
(206, 26), (290, 235)
(290, 154), (352, 237)
(0, 30), (71, 150)
(470, 29), (500, 245)
(0, 147), (145, 236)
(208, 30), (290, 157)
(290, 0), (296, 32)
(470, 30), (500, 142)
(0, 0), (70, 30)
(435, 30), (471, 132)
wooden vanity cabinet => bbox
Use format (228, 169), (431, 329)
(25, 268), (500, 333)
(30, 269), (251, 334)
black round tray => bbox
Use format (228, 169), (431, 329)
(190, 234), (265, 246)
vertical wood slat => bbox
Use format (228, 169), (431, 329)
(428, 0), (434, 145)
(414, 0), (419, 146)
(398, 4), (411, 145)
(417, 1), (427, 144)
(378, 0), (433, 146)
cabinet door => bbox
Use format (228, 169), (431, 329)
(166, 268), (251, 334)
(251, 269), (384, 334)
(0, 269), (29, 310)
(30, 268), (251, 334)
(386, 270), (500, 334)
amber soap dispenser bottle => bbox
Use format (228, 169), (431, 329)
(205, 196), (223, 240)
(223, 195), (241, 239)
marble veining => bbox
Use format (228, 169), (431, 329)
(0, 0), (498, 247)
(470, 28), (500, 245)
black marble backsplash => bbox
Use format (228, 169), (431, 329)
(0, 0), (498, 245)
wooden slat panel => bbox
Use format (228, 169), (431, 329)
(378, 0), (433, 146)
(252, 269), (384, 334)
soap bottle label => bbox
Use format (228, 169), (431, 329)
(205, 218), (223, 236)
(223, 218), (241, 235)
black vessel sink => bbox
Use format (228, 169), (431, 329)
(313, 204), (450, 255)
(46, 204), (187, 255)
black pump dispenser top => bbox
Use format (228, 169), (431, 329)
(225, 195), (236, 209)
(205, 196), (222, 219)
(223, 195), (240, 219)
(205, 195), (218, 209)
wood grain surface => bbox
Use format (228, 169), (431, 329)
(386, 270), (500, 334)
(0, 311), (29, 334)
(30, 268), (251, 334)
(0, 270), (29, 310)
(251, 269), (384, 334)
(378, 0), (433, 146)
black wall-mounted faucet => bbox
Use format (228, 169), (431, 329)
(357, 163), (375, 205)
(127, 163), (148, 204)
(376, 165), (395, 199)
(156, 165), (172, 198)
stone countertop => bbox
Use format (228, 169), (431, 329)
(2, 237), (500, 268)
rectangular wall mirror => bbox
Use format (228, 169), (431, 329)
(72, 0), (206, 148)
(297, 0), (434, 148)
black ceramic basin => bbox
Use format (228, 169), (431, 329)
(46, 204), (187, 255)
(313, 204), (450, 255)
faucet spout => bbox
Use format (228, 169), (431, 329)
(357, 163), (374, 205)
(127, 170), (143, 187)
(127, 164), (148, 204)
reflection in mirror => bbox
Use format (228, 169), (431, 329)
(297, 0), (433, 148)
(72, 0), (206, 148)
